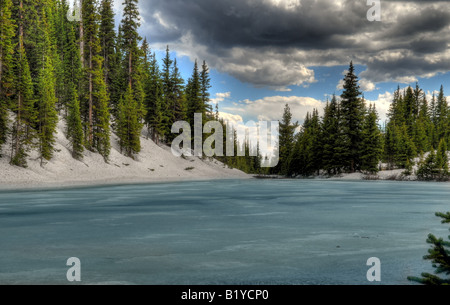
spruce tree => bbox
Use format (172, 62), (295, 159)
(161, 46), (173, 124)
(435, 138), (449, 181)
(360, 105), (383, 173)
(99, 0), (116, 91)
(119, 0), (145, 151)
(66, 84), (84, 159)
(340, 61), (365, 172)
(200, 60), (212, 118)
(276, 104), (298, 175)
(408, 212), (450, 285)
(321, 96), (342, 175)
(37, 56), (58, 163)
(116, 85), (144, 157)
(417, 149), (437, 181)
(435, 86), (448, 147)
(395, 123), (416, 169)
(143, 51), (165, 143)
(36, 6), (59, 164)
(186, 60), (202, 127)
(81, 0), (111, 160)
(11, 43), (36, 167)
(109, 25), (126, 116)
(0, 0), (16, 154)
(170, 60), (186, 129)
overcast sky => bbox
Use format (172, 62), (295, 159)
(113, 0), (450, 125)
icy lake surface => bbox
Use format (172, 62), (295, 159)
(0, 179), (448, 285)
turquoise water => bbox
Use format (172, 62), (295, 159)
(0, 179), (448, 284)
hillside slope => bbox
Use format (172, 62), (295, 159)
(0, 118), (249, 189)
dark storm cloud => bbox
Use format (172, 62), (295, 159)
(142, 0), (374, 49)
(137, 0), (450, 90)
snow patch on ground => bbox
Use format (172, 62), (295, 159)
(0, 117), (250, 189)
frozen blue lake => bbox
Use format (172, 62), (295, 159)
(0, 179), (448, 285)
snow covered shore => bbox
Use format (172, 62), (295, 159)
(0, 119), (250, 190)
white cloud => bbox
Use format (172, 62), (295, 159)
(366, 91), (393, 123)
(210, 92), (231, 105)
(359, 79), (376, 92)
(218, 111), (244, 126)
(223, 95), (324, 124)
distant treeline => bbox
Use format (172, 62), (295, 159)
(266, 62), (449, 181)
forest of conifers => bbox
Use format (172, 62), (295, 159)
(274, 63), (450, 181)
(0, 0), (214, 167)
(0, 1), (448, 180)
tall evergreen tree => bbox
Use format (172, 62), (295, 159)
(66, 84), (84, 159)
(118, 0), (145, 152)
(143, 50), (165, 143)
(116, 85), (143, 156)
(0, 0), (16, 154)
(360, 105), (383, 173)
(186, 60), (202, 127)
(435, 85), (448, 147)
(276, 104), (298, 175)
(36, 56), (58, 164)
(340, 61), (365, 172)
(200, 60), (212, 117)
(11, 40), (36, 167)
(35, 6), (59, 164)
(81, 0), (111, 160)
(99, 0), (116, 92)
(321, 96), (342, 175)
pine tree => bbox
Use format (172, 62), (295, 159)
(383, 122), (397, 170)
(200, 60), (212, 118)
(35, 5), (59, 164)
(36, 56), (58, 163)
(435, 138), (449, 180)
(121, 0), (141, 89)
(340, 61), (365, 172)
(321, 96), (342, 175)
(143, 51), (165, 143)
(81, 0), (111, 160)
(0, 0), (16, 154)
(116, 85), (144, 157)
(170, 60), (186, 125)
(63, 23), (82, 108)
(276, 104), (298, 175)
(109, 25), (125, 116)
(414, 95), (432, 154)
(360, 105), (383, 173)
(11, 43), (36, 167)
(66, 84), (84, 159)
(186, 60), (202, 127)
(395, 123), (416, 169)
(161, 45), (173, 124)
(417, 149), (437, 181)
(408, 212), (450, 285)
(119, 0), (145, 151)
(435, 86), (448, 147)
(99, 0), (116, 91)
